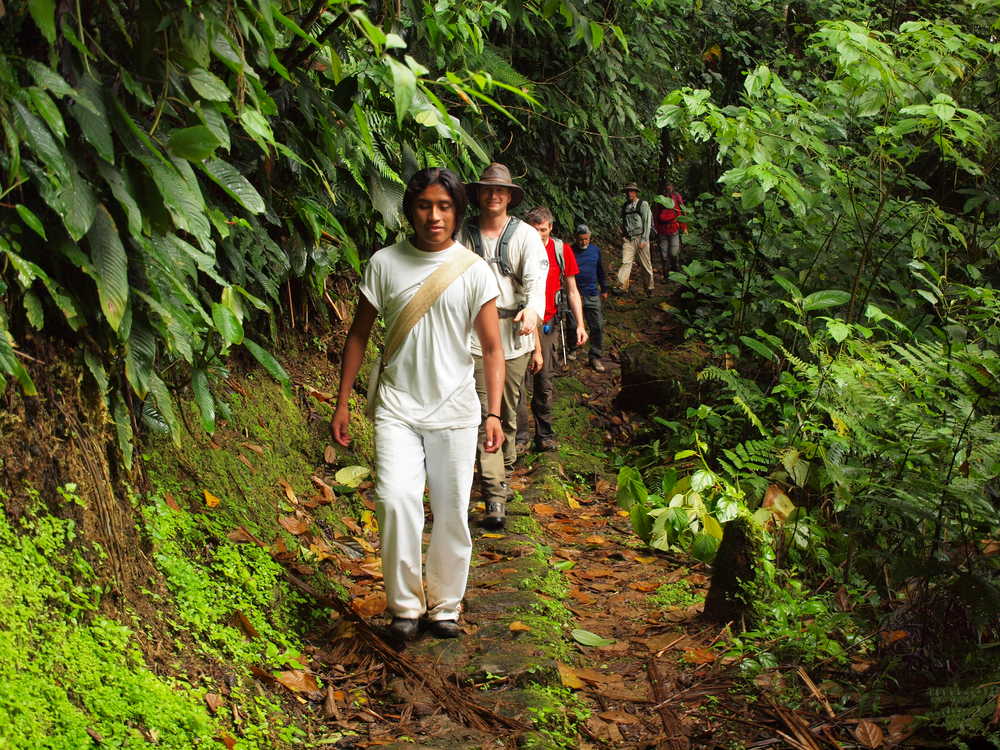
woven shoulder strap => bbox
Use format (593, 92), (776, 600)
(382, 247), (479, 363)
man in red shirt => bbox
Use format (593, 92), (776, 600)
(654, 182), (686, 276)
(517, 206), (587, 451)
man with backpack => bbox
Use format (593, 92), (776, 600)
(654, 182), (686, 276)
(463, 163), (547, 529)
(516, 207), (587, 452)
(617, 182), (654, 293)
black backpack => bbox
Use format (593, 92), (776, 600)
(465, 217), (523, 277)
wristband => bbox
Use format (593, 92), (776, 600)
(486, 413), (501, 422)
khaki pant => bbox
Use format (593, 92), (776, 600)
(617, 236), (653, 290)
(516, 324), (558, 445)
(474, 352), (531, 503)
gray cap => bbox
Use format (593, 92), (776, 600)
(575, 224), (590, 235)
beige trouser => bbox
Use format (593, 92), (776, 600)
(617, 236), (654, 290)
(474, 351), (531, 503)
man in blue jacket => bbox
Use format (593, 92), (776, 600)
(571, 224), (608, 372)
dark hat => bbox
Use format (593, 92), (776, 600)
(623, 182), (641, 193)
(467, 163), (524, 208)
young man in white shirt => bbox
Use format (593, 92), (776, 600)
(331, 167), (505, 641)
(463, 163), (547, 529)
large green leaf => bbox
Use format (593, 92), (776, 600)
(57, 157), (98, 240)
(570, 629), (616, 647)
(13, 98), (69, 185)
(191, 369), (216, 433)
(97, 162), (144, 238)
(71, 76), (115, 164)
(15, 204), (47, 240)
(0, 325), (37, 396)
(188, 68), (232, 101)
(147, 373), (181, 447)
(27, 87), (66, 143)
(28, 0), (56, 43)
(802, 289), (852, 312)
(87, 205), (130, 332)
(200, 159), (265, 214)
(211, 302), (244, 346)
(243, 338), (291, 396)
(167, 125), (221, 161)
(25, 61), (75, 99)
(387, 57), (416, 126)
(125, 325), (156, 398)
(112, 390), (134, 470)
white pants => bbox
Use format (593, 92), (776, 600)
(374, 413), (478, 621)
(618, 237), (653, 290)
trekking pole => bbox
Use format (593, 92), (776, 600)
(559, 316), (567, 366)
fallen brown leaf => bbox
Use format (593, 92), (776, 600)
(278, 515), (310, 535)
(237, 453), (255, 472)
(323, 686), (342, 720)
(629, 580), (660, 592)
(324, 445), (337, 464)
(215, 733), (237, 749)
(275, 669), (318, 693)
(277, 479), (298, 505)
(204, 692), (224, 714)
(854, 719), (884, 748)
(509, 620), (532, 633)
(227, 526), (264, 546)
(311, 475), (335, 503)
(350, 592), (387, 618)
(203, 490), (221, 508)
(532, 503), (558, 516)
(880, 629), (909, 646)
(887, 714), (916, 742)
(683, 647), (717, 664)
(557, 662), (584, 689)
(584, 535), (608, 546)
(242, 442), (265, 457)
(164, 492), (183, 512)
(232, 610), (261, 639)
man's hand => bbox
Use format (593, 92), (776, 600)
(514, 307), (539, 336)
(483, 415), (504, 453)
(531, 347), (544, 373)
(331, 405), (352, 446)
(601, 292), (608, 300)
(576, 326), (589, 347)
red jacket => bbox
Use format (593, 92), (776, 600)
(654, 192), (686, 236)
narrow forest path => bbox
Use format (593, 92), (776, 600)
(277, 278), (747, 749)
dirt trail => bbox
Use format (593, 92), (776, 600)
(283, 282), (744, 748)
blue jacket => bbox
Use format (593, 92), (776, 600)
(573, 242), (606, 297)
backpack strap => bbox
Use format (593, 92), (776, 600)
(496, 216), (521, 278)
(465, 217), (521, 278)
(553, 238), (566, 277)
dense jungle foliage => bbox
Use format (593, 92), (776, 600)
(2, 0), (1000, 744)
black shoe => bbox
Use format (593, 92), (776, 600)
(535, 437), (557, 452)
(482, 499), (506, 529)
(427, 619), (461, 638)
(388, 617), (419, 641)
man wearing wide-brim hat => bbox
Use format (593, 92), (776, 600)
(462, 163), (547, 530)
(617, 182), (654, 293)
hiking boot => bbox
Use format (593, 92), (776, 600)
(427, 619), (461, 638)
(567, 350), (578, 361)
(590, 358), (606, 372)
(482, 499), (506, 529)
(535, 436), (558, 452)
(387, 617), (420, 642)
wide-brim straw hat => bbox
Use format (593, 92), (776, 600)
(623, 182), (641, 193)
(467, 162), (524, 208)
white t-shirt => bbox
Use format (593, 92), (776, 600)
(360, 239), (499, 429)
(463, 219), (547, 360)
